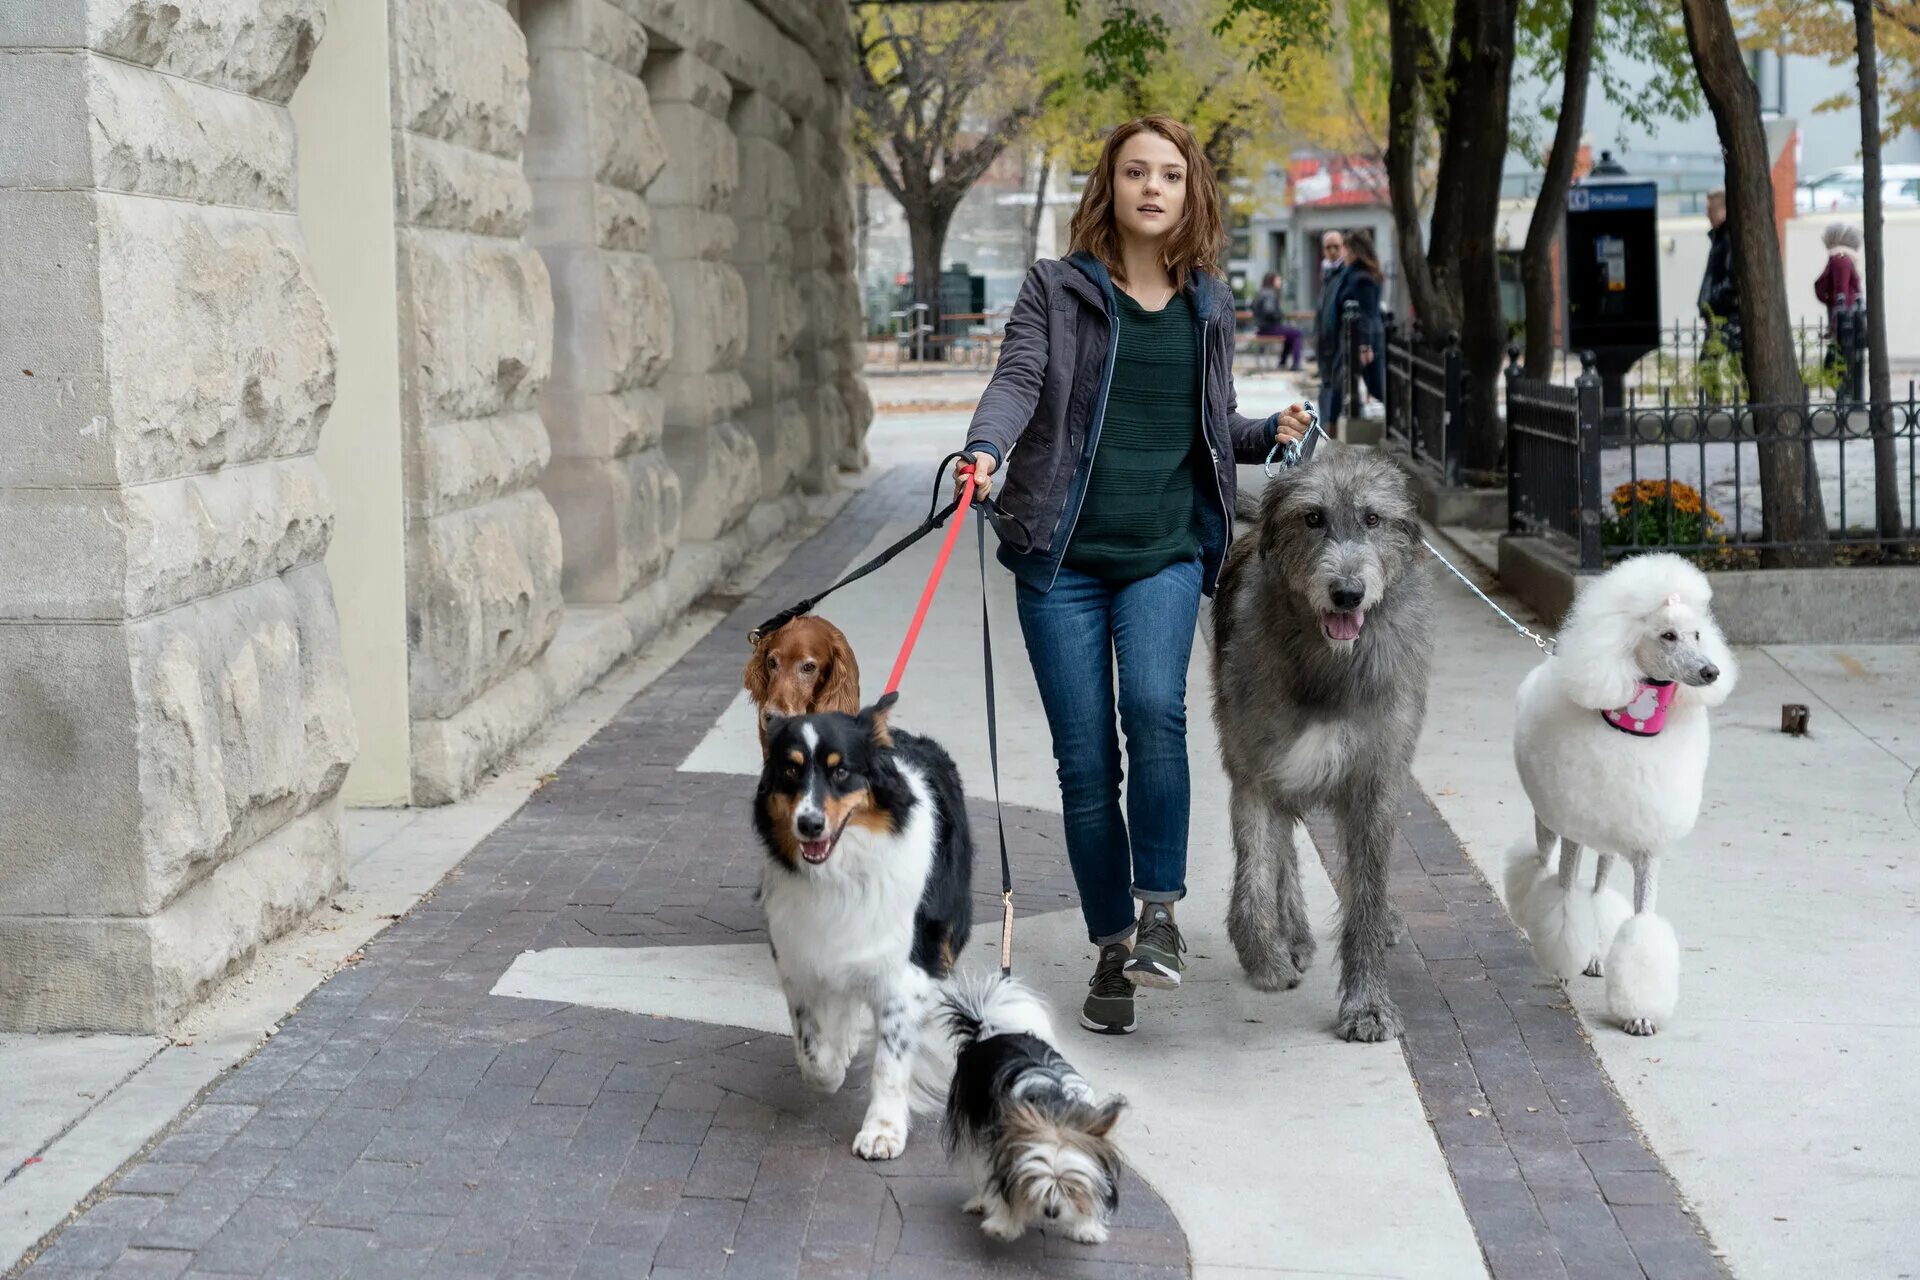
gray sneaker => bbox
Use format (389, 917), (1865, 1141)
(1080, 944), (1136, 1035)
(1125, 903), (1186, 989)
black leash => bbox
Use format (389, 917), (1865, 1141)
(749, 454), (977, 645)
(976, 510), (1015, 975)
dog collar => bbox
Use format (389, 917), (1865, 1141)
(1601, 679), (1675, 737)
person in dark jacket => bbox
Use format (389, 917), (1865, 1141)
(1698, 189), (1740, 351)
(1252, 271), (1303, 370)
(960, 115), (1313, 1036)
(1316, 228), (1386, 431)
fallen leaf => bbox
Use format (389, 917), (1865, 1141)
(1773, 1216), (1788, 1222)
(1468, 1108), (1483, 1117)
(23, 1157), (41, 1167)
(22, 369), (33, 376)
(1526, 1106), (1539, 1113)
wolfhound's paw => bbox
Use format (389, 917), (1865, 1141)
(1065, 1219), (1109, 1245)
(1337, 999), (1404, 1043)
(852, 1118), (906, 1160)
(1622, 1016), (1659, 1036)
(1243, 957), (1304, 992)
(1288, 928), (1318, 971)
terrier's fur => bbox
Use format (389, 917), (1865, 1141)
(936, 975), (1125, 1245)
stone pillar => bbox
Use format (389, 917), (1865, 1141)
(817, 90), (874, 472)
(388, 0), (565, 802)
(0, 2), (355, 1031)
(645, 47), (760, 542)
(731, 92), (808, 499)
(789, 110), (853, 487)
(524, 0), (679, 605)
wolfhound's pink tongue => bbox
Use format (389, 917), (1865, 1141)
(1322, 610), (1366, 641)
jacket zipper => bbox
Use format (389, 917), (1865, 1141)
(1198, 307), (1231, 572)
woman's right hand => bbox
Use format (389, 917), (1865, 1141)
(959, 451), (997, 500)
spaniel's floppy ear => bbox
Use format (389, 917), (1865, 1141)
(858, 691), (899, 748)
(743, 632), (774, 704)
(816, 624), (861, 715)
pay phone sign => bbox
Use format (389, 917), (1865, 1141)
(1565, 181), (1660, 350)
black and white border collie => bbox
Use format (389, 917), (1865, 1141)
(752, 692), (973, 1159)
(939, 974), (1126, 1243)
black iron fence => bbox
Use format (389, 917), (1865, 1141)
(1507, 356), (1920, 569)
(1538, 312), (1871, 403)
(1381, 320), (1467, 485)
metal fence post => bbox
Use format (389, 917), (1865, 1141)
(1505, 345), (1523, 535)
(1342, 300), (1360, 436)
(1575, 357), (1604, 572)
(1442, 330), (1464, 486)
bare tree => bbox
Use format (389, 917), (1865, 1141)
(1679, 0), (1830, 565)
(1519, 0), (1597, 379)
(1855, 0), (1902, 543)
(852, 8), (1061, 330)
(1025, 151), (1052, 265)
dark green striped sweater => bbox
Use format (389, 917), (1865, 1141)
(1062, 289), (1204, 582)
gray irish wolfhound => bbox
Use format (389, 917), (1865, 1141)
(1213, 448), (1433, 1042)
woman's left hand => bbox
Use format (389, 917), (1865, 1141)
(1270, 403), (1313, 445)
(1360, 344), (1375, 366)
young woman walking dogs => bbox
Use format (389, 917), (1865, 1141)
(959, 115), (1314, 1035)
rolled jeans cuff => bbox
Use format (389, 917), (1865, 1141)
(1091, 922), (1137, 947)
(1132, 887), (1185, 905)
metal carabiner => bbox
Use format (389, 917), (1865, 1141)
(1263, 401), (1321, 477)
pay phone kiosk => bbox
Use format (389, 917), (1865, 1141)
(1562, 153), (1660, 433)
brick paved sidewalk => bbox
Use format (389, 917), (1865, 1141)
(18, 472), (1727, 1280)
(17, 478), (1181, 1280)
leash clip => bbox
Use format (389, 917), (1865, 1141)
(1263, 401), (1321, 477)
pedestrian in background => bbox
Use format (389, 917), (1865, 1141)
(1698, 188), (1740, 352)
(1316, 228), (1385, 431)
(1253, 271), (1304, 371)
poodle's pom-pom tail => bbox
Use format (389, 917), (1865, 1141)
(910, 973), (1059, 1116)
(1520, 873), (1601, 981)
(1502, 838), (1551, 919)
(1606, 914), (1680, 1030)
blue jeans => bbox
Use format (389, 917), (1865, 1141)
(1015, 557), (1203, 944)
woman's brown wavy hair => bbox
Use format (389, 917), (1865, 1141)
(1067, 115), (1224, 288)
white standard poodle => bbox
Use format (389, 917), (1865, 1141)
(1507, 553), (1737, 1035)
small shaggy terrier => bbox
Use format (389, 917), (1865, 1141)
(934, 974), (1125, 1244)
(1509, 554), (1736, 1035)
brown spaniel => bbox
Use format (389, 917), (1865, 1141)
(744, 615), (861, 752)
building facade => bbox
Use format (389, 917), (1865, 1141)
(0, 0), (871, 1032)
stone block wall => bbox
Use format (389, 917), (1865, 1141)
(388, 0), (566, 802)
(0, 2), (355, 1031)
(524, 0), (680, 605)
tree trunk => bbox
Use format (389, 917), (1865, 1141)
(1856, 0), (1903, 543)
(1384, 0), (1518, 475)
(905, 201), (954, 360)
(1680, 0), (1831, 566)
(1025, 151), (1051, 266)
(856, 179), (870, 285)
(1521, 0), (1598, 379)
(1384, 0), (1448, 330)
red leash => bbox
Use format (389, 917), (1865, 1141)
(883, 466), (977, 695)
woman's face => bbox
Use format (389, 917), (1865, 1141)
(1111, 131), (1188, 244)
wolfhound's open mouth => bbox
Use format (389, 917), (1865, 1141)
(1321, 610), (1366, 641)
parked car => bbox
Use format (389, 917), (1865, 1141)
(1795, 164), (1920, 213)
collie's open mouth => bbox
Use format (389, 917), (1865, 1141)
(797, 815), (851, 864)
(1321, 610), (1366, 642)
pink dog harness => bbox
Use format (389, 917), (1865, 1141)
(1602, 680), (1675, 737)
